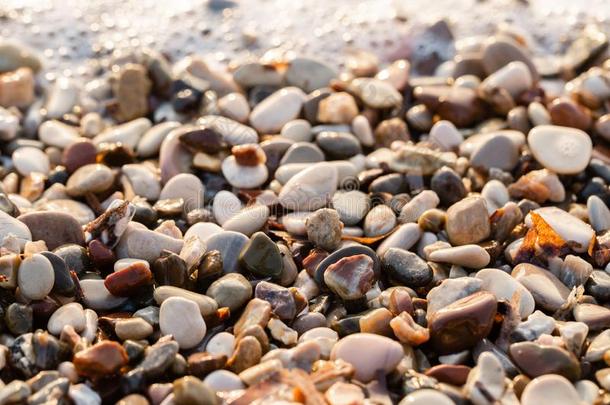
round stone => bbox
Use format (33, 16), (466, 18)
(18, 211), (85, 250)
(398, 389), (454, 405)
(221, 156), (268, 189)
(206, 273), (252, 312)
(159, 296), (207, 349)
(324, 254), (375, 300)
(18, 253), (54, 300)
(115, 318), (154, 341)
(38, 120), (80, 148)
(222, 205), (270, 236)
(382, 248), (432, 288)
(521, 375), (580, 405)
(332, 191), (369, 226)
(330, 333), (404, 382)
(363, 204), (396, 237)
(445, 196), (490, 246)
(278, 162), (338, 212)
(47, 303), (86, 335)
(66, 164), (115, 197)
(159, 173), (205, 212)
(306, 208), (343, 251)
(249, 87), (305, 134)
(528, 125), (592, 174)
(12, 147), (50, 176)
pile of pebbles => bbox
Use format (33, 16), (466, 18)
(1, 21), (610, 405)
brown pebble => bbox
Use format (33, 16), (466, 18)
(232, 144), (266, 166)
(227, 336), (262, 373)
(62, 140), (98, 174)
(104, 261), (153, 297)
(549, 97), (592, 130)
(187, 352), (227, 378)
(359, 308), (393, 337)
(73, 341), (128, 378)
(425, 364), (471, 386)
(233, 298), (272, 336)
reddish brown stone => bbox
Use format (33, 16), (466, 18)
(73, 341), (128, 378)
(425, 364), (471, 386)
(178, 126), (225, 153)
(104, 261), (152, 297)
(88, 240), (116, 272)
(187, 352), (227, 377)
(436, 87), (485, 128)
(302, 248), (329, 277)
(232, 144), (266, 166)
(549, 97), (592, 131)
(62, 140), (98, 173)
(388, 288), (414, 316)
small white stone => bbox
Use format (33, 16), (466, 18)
(398, 389), (454, 405)
(159, 296), (207, 349)
(588, 195), (610, 232)
(481, 61), (533, 98)
(218, 92), (250, 123)
(249, 87), (306, 133)
(0, 107), (19, 141)
(206, 332), (236, 358)
(281, 212), (311, 235)
(521, 375), (581, 405)
(93, 117), (152, 150)
(528, 125), (592, 174)
(429, 120), (463, 151)
(47, 303), (86, 335)
(281, 119), (312, 142)
(213, 191), (242, 225)
(204, 370), (244, 392)
(351, 115), (374, 147)
(80, 279), (127, 310)
(136, 121), (180, 158)
(18, 253), (54, 300)
(429, 245), (491, 269)
(221, 156), (268, 189)
(12, 147), (50, 176)
(222, 204), (270, 236)
(363, 204), (396, 237)
(122, 164), (161, 201)
(278, 162), (338, 211)
(476, 268), (535, 319)
(398, 190), (440, 223)
(183, 222), (222, 242)
(38, 120), (80, 148)
(159, 173), (206, 211)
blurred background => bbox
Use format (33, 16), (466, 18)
(1, 0), (609, 80)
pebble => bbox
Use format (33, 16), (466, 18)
(0, 106), (19, 141)
(306, 208), (343, 251)
(526, 206), (595, 253)
(249, 87), (305, 134)
(573, 303), (610, 331)
(73, 341), (128, 378)
(47, 303), (86, 335)
(521, 375), (581, 405)
(80, 279), (128, 310)
(317, 92), (359, 124)
(62, 140), (98, 174)
(398, 389), (454, 405)
(351, 115), (375, 147)
(12, 147), (50, 176)
(587, 195), (610, 232)
(330, 333), (404, 382)
(464, 352), (507, 405)
(285, 57), (337, 93)
(204, 370), (244, 392)
(173, 376), (217, 405)
(428, 291), (497, 354)
(0, 67), (34, 108)
(18, 211), (84, 250)
(221, 155), (268, 189)
(280, 142), (324, 165)
(122, 164), (161, 201)
(45, 77), (79, 119)
(18, 253), (54, 300)
(115, 317), (153, 340)
(376, 223), (422, 256)
(206, 231), (248, 273)
(116, 222), (183, 262)
(382, 248), (432, 287)
(481, 37), (538, 78)
(469, 132), (520, 171)
(38, 120), (80, 149)
(446, 196), (490, 245)
(66, 164), (115, 197)
(509, 342), (580, 380)
(428, 245), (491, 269)
(398, 190), (440, 223)
(429, 120), (463, 151)
(218, 92), (250, 123)
(331, 190), (369, 226)
(212, 191), (242, 225)
(278, 162), (338, 211)
(111, 63), (151, 122)
(363, 204), (396, 237)
(223, 205), (270, 236)
(549, 97), (592, 131)
(159, 173), (205, 211)
(94, 118), (151, 150)
(528, 125), (592, 174)
(154, 286), (218, 318)
(480, 61), (533, 98)
(476, 268), (535, 318)
(159, 297), (207, 349)
(281, 119), (312, 142)
(348, 78), (402, 109)
(585, 329), (610, 361)
(324, 254), (375, 300)
(136, 121), (181, 158)
(512, 263), (570, 312)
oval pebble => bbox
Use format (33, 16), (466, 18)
(159, 296), (207, 349)
(18, 253), (54, 300)
(528, 125), (592, 174)
(12, 147), (50, 176)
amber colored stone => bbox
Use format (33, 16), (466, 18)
(425, 364), (471, 386)
(104, 261), (152, 297)
(303, 248), (329, 277)
(187, 352), (227, 378)
(549, 97), (592, 131)
(227, 336), (262, 373)
(88, 240), (116, 272)
(388, 288), (414, 316)
(232, 144), (266, 166)
(73, 341), (128, 378)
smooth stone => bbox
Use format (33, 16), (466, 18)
(280, 142), (324, 165)
(207, 273), (252, 313)
(281, 212), (310, 235)
(40, 251), (75, 295)
(0, 106), (19, 141)
(460, 130), (526, 157)
(428, 291), (497, 354)
(446, 196), (490, 245)
(122, 164), (161, 202)
(585, 329), (610, 362)
(429, 120), (463, 151)
(549, 97), (592, 131)
(470, 133), (520, 171)
(116, 223), (183, 263)
(45, 78), (79, 119)
(239, 231), (282, 278)
(324, 254), (375, 300)
(348, 78), (402, 108)
(278, 162), (338, 211)
(159, 173), (205, 211)
(115, 317), (153, 340)
(382, 248), (432, 287)
(38, 120), (80, 149)
(314, 244), (381, 285)
(325, 382), (365, 405)
(363, 204), (396, 237)
(510, 342), (580, 380)
(0, 41), (41, 73)
(136, 121), (181, 158)
(482, 37), (538, 78)
(249, 87), (305, 134)
(398, 190), (440, 223)
(481, 179), (510, 212)
(159, 128), (193, 184)
(426, 277), (483, 316)
(398, 389), (454, 405)
(464, 352), (506, 405)
(588, 195), (610, 232)
(66, 164), (115, 197)
(331, 190), (369, 226)
(12, 147), (50, 176)
(18, 211), (84, 250)
(68, 384), (102, 405)
(47, 303), (86, 335)
(206, 231), (249, 273)
(221, 156), (268, 189)
(154, 286), (217, 317)
(526, 206), (595, 253)
(18, 253), (54, 300)
(528, 125), (592, 175)
(205, 332), (235, 359)
(573, 304), (610, 331)
(306, 208), (343, 251)
(184, 222), (222, 242)
(212, 191), (242, 226)
(480, 61), (533, 98)
(197, 115), (258, 146)
(476, 268), (535, 319)
(330, 333), (404, 382)
(316, 131), (362, 159)
(233, 62), (283, 88)
(521, 375), (581, 405)
(587, 270), (610, 302)
(285, 58), (337, 93)
(376, 223), (422, 258)
(36, 199), (95, 225)
(511, 263), (570, 312)
(204, 370), (244, 392)
(73, 341), (128, 378)
(80, 279), (128, 310)
(218, 92), (250, 123)
(159, 297), (207, 349)
(93, 118), (151, 150)
(62, 140), (97, 174)
(223, 205), (270, 236)
(351, 115), (375, 147)
(428, 245), (490, 269)
(281, 119), (312, 142)
(430, 166), (467, 207)
(275, 160), (355, 187)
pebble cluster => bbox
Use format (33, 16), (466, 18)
(1, 17), (610, 405)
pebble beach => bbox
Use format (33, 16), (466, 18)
(1, 0), (610, 404)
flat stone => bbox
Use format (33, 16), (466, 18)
(509, 342), (580, 380)
(115, 317), (153, 341)
(0, 67), (34, 108)
(330, 333), (403, 382)
(38, 120), (80, 149)
(111, 63), (151, 122)
(398, 389), (454, 405)
(573, 303), (610, 331)
(470, 133), (520, 171)
(429, 120), (463, 151)
(218, 92), (250, 123)
(528, 125), (592, 175)
(94, 118), (151, 150)
(348, 78), (402, 109)
(18, 211), (84, 250)
(476, 268), (535, 319)
(428, 245), (490, 269)
(285, 57), (337, 93)
(222, 205), (270, 236)
(159, 297), (207, 349)
(363, 204), (396, 237)
(47, 303), (86, 335)
(382, 248), (432, 287)
(521, 375), (581, 405)
(73, 341), (128, 378)
(280, 142), (324, 165)
(62, 140), (98, 174)
(154, 286), (218, 318)
(526, 207), (594, 253)
(12, 146), (50, 176)
(464, 352), (507, 405)
(588, 195), (610, 232)
(398, 190), (440, 223)
(136, 121), (181, 158)
(66, 164), (115, 197)
(480, 61), (533, 98)
(159, 173), (205, 212)
(376, 223), (422, 256)
(324, 254), (375, 300)
(80, 279), (128, 310)
(511, 263), (570, 312)
(105, 261), (153, 296)
(122, 164), (161, 201)
(278, 162), (338, 211)
(116, 222), (183, 263)
(585, 329), (610, 362)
